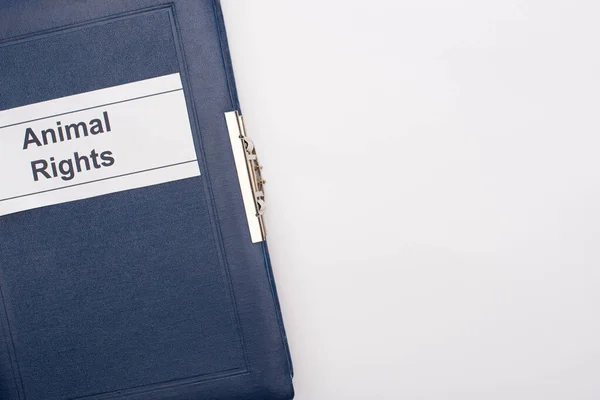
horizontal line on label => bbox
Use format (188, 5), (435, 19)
(0, 159), (198, 203)
(0, 88), (184, 130)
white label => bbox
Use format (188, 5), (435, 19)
(0, 74), (200, 216)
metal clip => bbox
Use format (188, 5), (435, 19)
(225, 111), (267, 243)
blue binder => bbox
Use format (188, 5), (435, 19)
(0, 1), (294, 399)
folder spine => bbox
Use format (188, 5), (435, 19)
(213, 0), (294, 379)
(213, 0), (241, 112)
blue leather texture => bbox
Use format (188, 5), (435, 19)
(0, 1), (293, 399)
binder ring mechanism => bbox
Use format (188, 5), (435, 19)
(225, 111), (267, 243)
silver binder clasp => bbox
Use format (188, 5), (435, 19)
(225, 111), (267, 243)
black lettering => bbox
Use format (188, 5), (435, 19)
(49, 157), (58, 178)
(90, 149), (101, 169)
(89, 119), (104, 135)
(31, 159), (51, 181)
(41, 129), (57, 146)
(65, 122), (88, 140)
(56, 122), (65, 142)
(58, 159), (75, 181)
(23, 128), (42, 150)
(103, 111), (111, 132)
(100, 151), (115, 167)
(74, 151), (91, 172)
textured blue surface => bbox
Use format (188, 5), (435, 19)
(0, 1), (293, 399)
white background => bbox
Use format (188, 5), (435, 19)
(221, 1), (600, 399)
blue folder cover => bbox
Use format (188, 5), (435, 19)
(0, 1), (293, 399)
